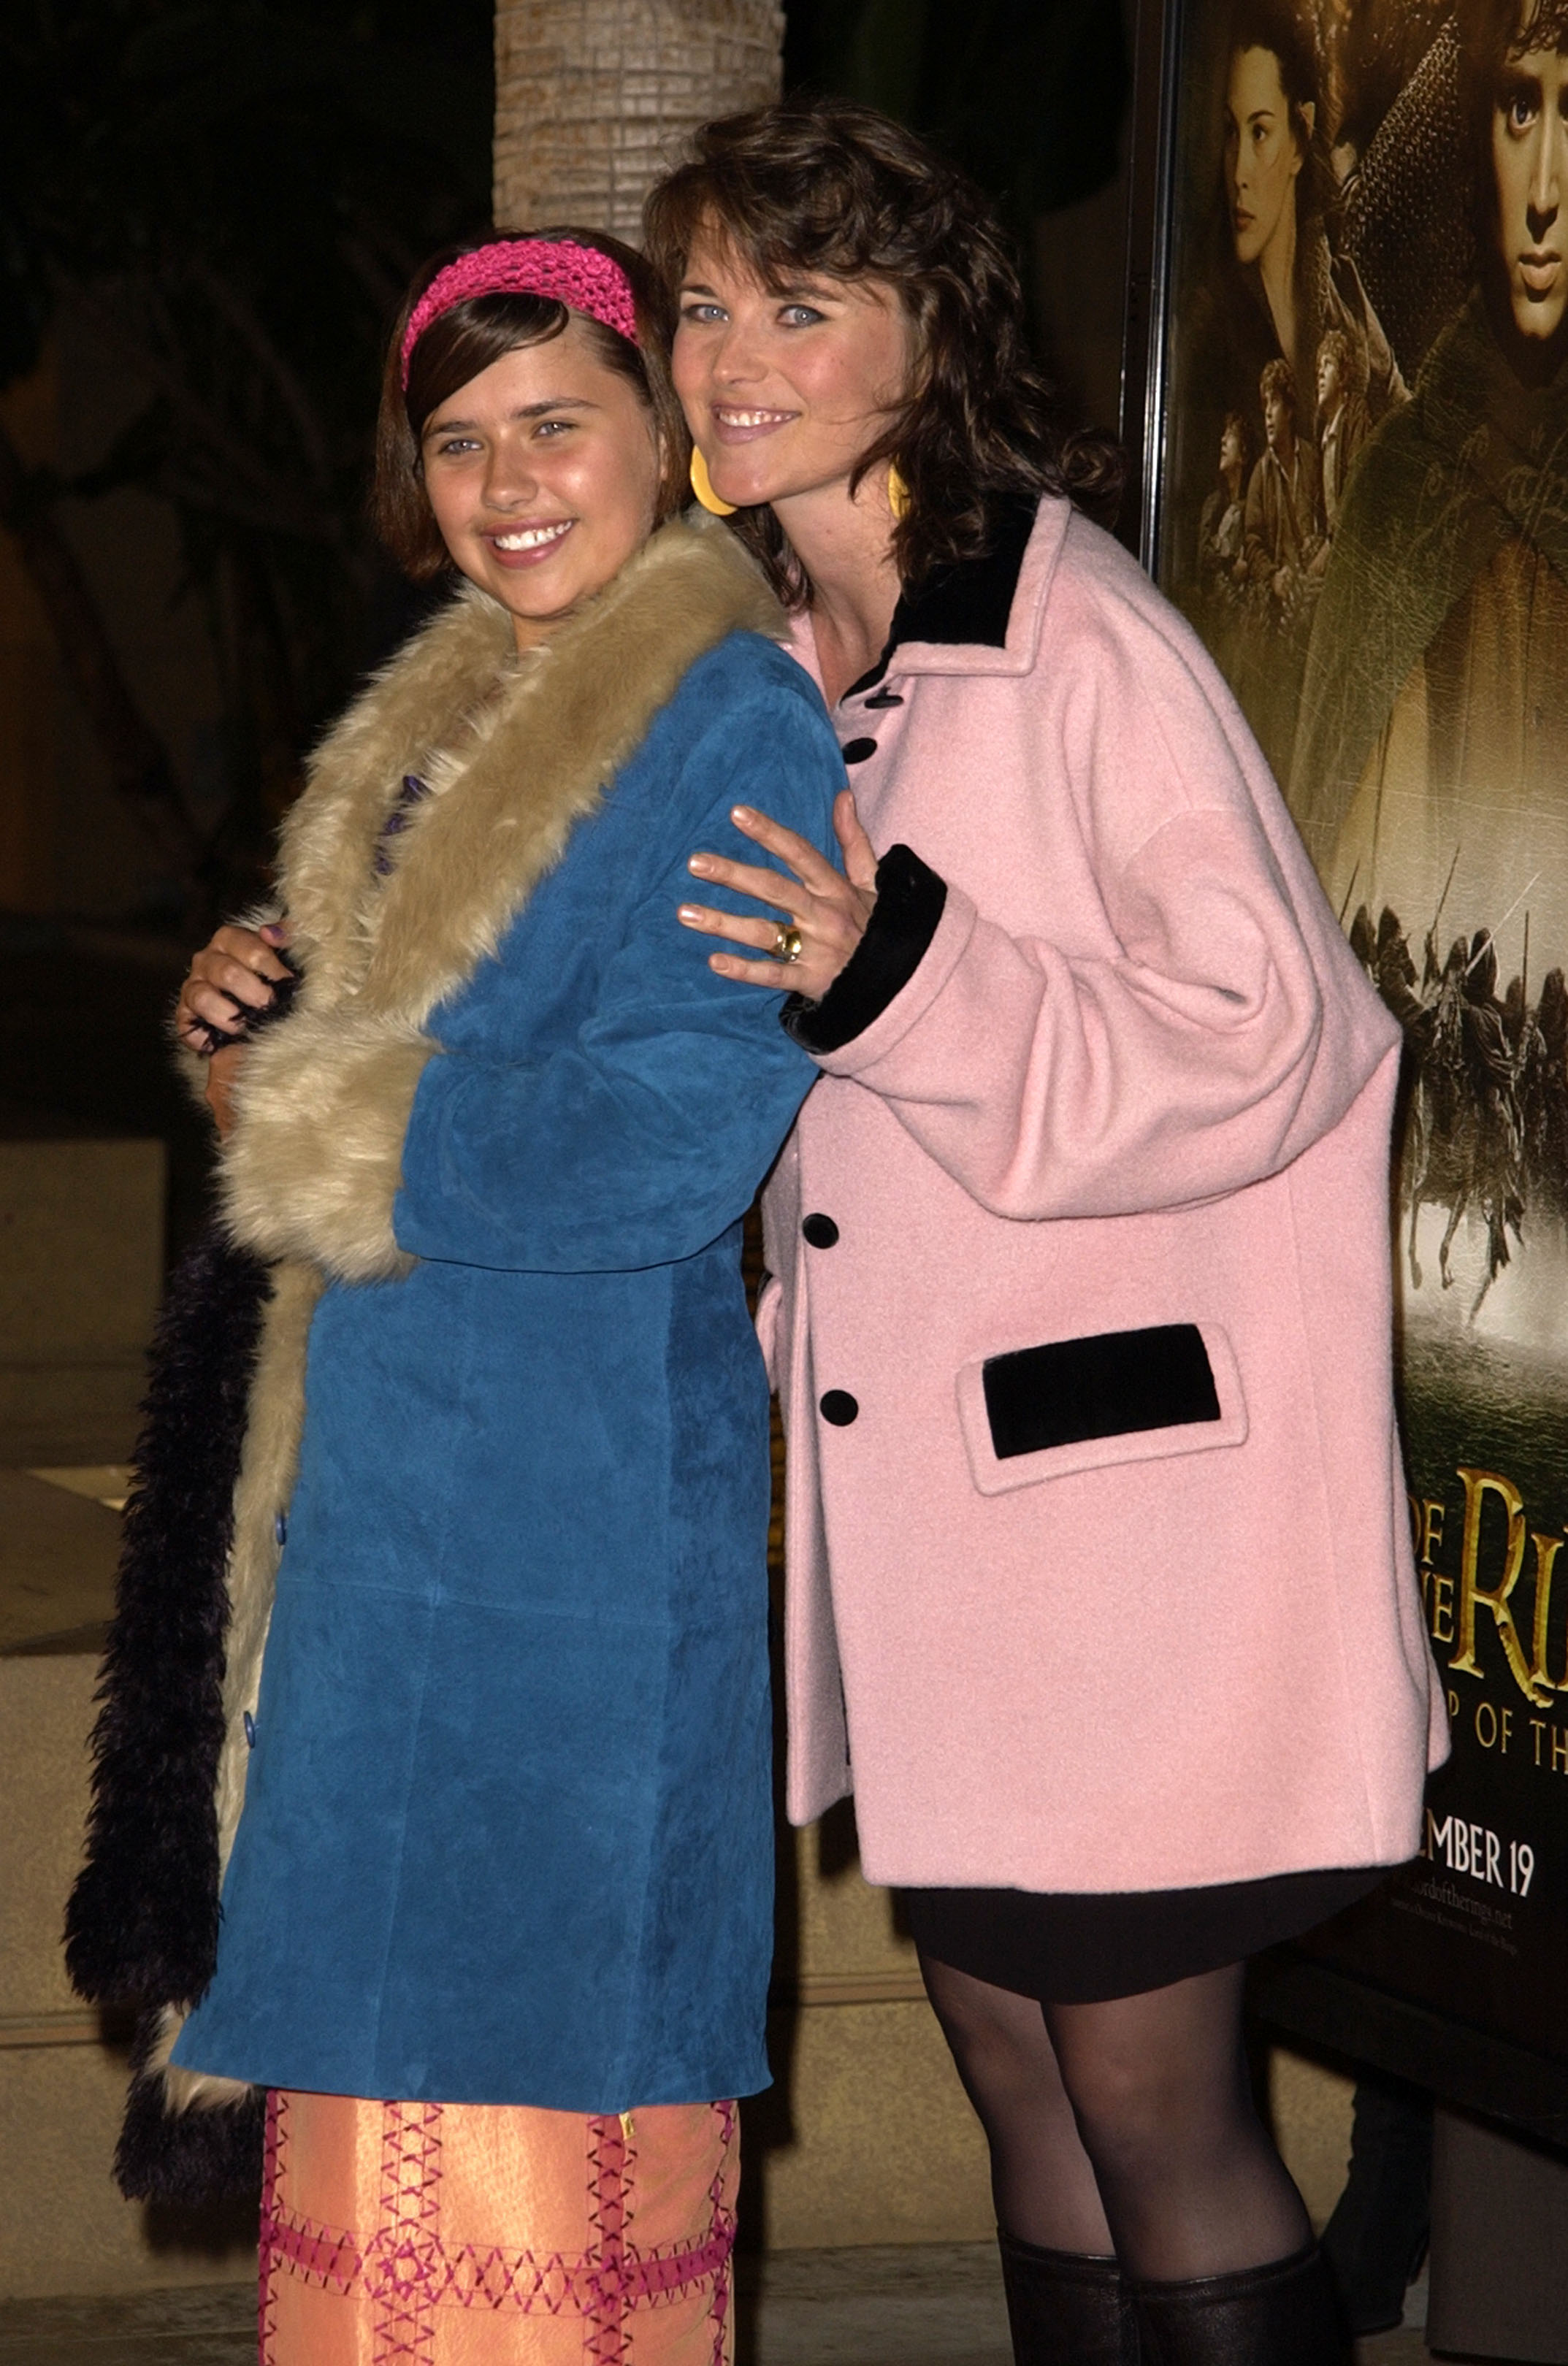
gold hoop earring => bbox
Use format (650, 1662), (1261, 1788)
(887, 462), (911, 521)
(689, 448), (737, 516)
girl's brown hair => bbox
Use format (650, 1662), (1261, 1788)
(374, 228), (689, 581)
(643, 97), (1124, 606)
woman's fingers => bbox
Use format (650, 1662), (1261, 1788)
(727, 803), (848, 896)
(684, 849), (801, 912)
(676, 898), (800, 956)
(681, 802), (878, 1001)
(704, 948), (811, 988)
(676, 900), (810, 988)
(835, 790), (879, 894)
(677, 893), (866, 1002)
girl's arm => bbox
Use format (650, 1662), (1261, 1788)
(218, 673), (843, 1281)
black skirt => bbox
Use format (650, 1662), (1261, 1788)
(902, 1867), (1391, 2005)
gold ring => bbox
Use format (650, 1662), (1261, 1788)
(773, 923), (804, 963)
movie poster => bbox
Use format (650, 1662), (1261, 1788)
(1143, 0), (1568, 2062)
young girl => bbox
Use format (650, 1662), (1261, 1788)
(71, 226), (842, 2365)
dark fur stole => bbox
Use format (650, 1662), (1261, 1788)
(64, 1222), (272, 2198)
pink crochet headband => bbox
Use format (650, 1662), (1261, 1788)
(399, 239), (640, 389)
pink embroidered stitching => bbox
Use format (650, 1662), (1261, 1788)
(261, 2097), (741, 2334)
(267, 2210), (363, 2293)
(708, 2102), (738, 2365)
(264, 2216), (731, 2313)
(258, 2089), (283, 2366)
(584, 2113), (630, 2365)
(368, 2099), (445, 2363)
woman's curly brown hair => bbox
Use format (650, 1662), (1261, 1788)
(643, 97), (1124, 608)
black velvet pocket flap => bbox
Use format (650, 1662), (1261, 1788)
(955, 1321), (1247, 1497)
(983, 1324), (1220, 1460)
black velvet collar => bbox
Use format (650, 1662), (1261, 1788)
(846, 497), (1039, 697)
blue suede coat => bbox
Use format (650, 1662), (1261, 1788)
(173, 631), (841, 2109)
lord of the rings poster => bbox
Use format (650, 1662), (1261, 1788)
(1130, 0), (1568, 2070)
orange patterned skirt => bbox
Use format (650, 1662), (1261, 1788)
(258, 2089), (738, 2363)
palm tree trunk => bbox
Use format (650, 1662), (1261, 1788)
(494, 0), (784, 237)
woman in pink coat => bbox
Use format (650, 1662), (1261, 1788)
(649, 99), (1445, 2366)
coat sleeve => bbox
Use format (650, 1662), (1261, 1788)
(803, 621), (1397, 1224)
(391, 678), (843, 1272)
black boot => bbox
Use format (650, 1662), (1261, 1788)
(997, 2229), (1139, 2365)
(1131, 2242), (1345, 2366)
(1320, 2076), (1431, 2334)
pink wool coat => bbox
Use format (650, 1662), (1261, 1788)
(760, 494), (1447, 1894)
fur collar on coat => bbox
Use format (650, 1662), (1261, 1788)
(65, 516), (780, 2191)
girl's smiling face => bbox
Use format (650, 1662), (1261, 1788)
(419, 320), (664, 648)
(671, 233), (915, 516)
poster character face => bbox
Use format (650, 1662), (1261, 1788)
(1225, 45), (1308, 268)
(1263, 377), (1293, 452)
(1317, 341), (1342, 417)
(1491, 34), (1568, 339)
(1220, 416), (1246, 475)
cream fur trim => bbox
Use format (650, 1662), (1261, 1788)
(213, 1258), (324, 1875)
(218, 516), (779, 1282)
(221, 1017), (429, 1281)
(164, 1261), (318, 2114)
(144, 2002), (256, 2116)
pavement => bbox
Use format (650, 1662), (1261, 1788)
(0, 2246), (1447, 2366)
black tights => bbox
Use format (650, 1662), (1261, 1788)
(920, 1953), (1311, 2281)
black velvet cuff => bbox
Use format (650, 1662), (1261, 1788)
(784, 843), (948, 1055)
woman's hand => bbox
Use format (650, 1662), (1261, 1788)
(174, 920), (293, 1052)
(678, 790), (877, 1000)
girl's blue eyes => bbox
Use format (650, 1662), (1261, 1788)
(432, 421), (573, 456)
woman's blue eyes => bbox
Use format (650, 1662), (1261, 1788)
(679, 302), (826, 327)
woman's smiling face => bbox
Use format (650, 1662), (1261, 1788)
(671, 233), (915, 514)
(419, 321), (663, 648)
